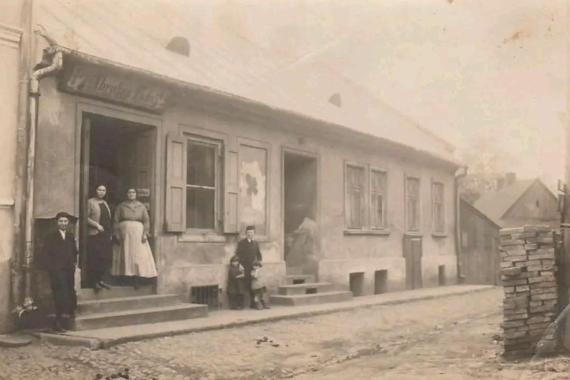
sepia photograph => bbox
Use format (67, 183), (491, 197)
(0, 0), (568, 378)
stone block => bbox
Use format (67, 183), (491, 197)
(503, 279), (530, 286)
(525, 244), (538, 251)
(501, 239), (525, 247)
(502, 267), (522, 277)
(530, 293), (557, 301)
(500, 227), (524, 236)
(515, 285), (530, 292)
(527, 275), (554, 284)
(503, 286), (515, 294)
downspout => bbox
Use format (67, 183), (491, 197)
(454, 165), (468, 284)
(16, 49), (63, 317)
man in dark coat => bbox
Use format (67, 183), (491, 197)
(43, 212), (78, 332)
(235, 225), (262, 308)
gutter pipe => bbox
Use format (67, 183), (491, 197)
(16, 50), (63, 318)
(454, 165), (468, 283)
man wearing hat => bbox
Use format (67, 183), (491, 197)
(235, 225), (263, 308)
(43, 211), (78, 332)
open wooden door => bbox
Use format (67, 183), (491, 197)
(79, 115), (91, 287)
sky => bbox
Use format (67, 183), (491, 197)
(199, 0), (567, 188)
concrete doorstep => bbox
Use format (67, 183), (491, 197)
(36, 284), (494, 349)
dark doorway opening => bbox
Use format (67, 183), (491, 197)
(374, 270), (388, 294)
(349, 272), (365, 296)
(438, 265), (446, 286)
(403, 236), (423, 289)
(79, 113), (156, 289)
(283, 152), (317, 275)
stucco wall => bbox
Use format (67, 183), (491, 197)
(34, 71), (458, 302)
(0, 8), (23, 332)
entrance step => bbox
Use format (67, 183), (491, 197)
(78, 286), (153, 301)
(270, 291), (353, 306)
(73, 303), (208, 331)
(284, 274), (316, 285)
(77, 294), (182, 314)
(278, 282), (334, 296)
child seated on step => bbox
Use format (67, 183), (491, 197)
(251, 261), (270, 310)
(227, 255), (246, 309)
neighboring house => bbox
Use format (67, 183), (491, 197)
(8, 0), (461, 329)
(474, 176), (560, 228)
(459, 198), (500, 285)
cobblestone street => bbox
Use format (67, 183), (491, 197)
(0, 287), (509, 380)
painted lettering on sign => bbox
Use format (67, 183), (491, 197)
(61, 64), (169, 112)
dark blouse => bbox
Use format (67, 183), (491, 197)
(114, 200), (150, 234)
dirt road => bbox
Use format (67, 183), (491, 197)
(4, 287), (565, 380)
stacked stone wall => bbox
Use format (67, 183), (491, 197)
(500, 226), (558, 356)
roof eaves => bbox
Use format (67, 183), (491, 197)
(49, 45), (460, 168)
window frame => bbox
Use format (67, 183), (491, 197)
(431, 181), (445, 235)
(344, 161), (390, 235)
(405, 175), (421, 233)
(184, 134), (223, 233)
(369, 167), (388, 230)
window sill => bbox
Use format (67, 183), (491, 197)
(431, 232), (448, 238)
(404, 231), (423, 237)
(344, 229), (391, 236)
(179, 232), (226, 243)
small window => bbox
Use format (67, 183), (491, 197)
(346, 165), (366, 229)
(432, 182), (445, 233)
(406, 177), (420, 231)
(186, 139), (220, 230)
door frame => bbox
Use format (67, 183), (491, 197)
(281, 146), (321, 267)
(75, 101), (162, 285)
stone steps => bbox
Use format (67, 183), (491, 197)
(73, 303), (208, 331)
(278, 282), (334, 295)
(78, 286), (153, 301)
(284, 274), (316, 285)
(270, 291), (353, 306)
(77, 294), (182, 314)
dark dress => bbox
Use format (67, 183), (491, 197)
(227, 264), (246, 309)
(42, 230), (78, 319)
(235, 239), (262, 304)
(87, 201), (112, 286)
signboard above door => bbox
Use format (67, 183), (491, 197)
(59, 62), (170, 113)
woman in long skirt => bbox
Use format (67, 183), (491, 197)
(86, 184), (113, 290)
(112, 188), (157, 285)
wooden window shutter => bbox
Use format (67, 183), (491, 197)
(165, 132), (187, 232)
(223, 141), (239, 233)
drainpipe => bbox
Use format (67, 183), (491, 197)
(454, 165), (468, 283)
(16, 50), (63, 318)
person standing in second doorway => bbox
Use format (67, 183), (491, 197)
(87, 184), (113, 291)
(236, 225), (262, 308)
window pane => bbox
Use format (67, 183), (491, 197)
(187, 188), (215, 229)
(187, 142), (216, 187)
(407, 177), (419, 230)
(371, 171), (386, 228)
(347, 166), (365, 228)
(433, 182), (444, 232)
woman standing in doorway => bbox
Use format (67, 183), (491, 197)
(112, 188), (157, 286)
(87, 184), (113, 291)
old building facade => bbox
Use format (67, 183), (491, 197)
(6, 0), (462, 326)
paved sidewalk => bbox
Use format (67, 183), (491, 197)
(37, 284), (494, 349)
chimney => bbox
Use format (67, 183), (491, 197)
(505, 172), (516, 186)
